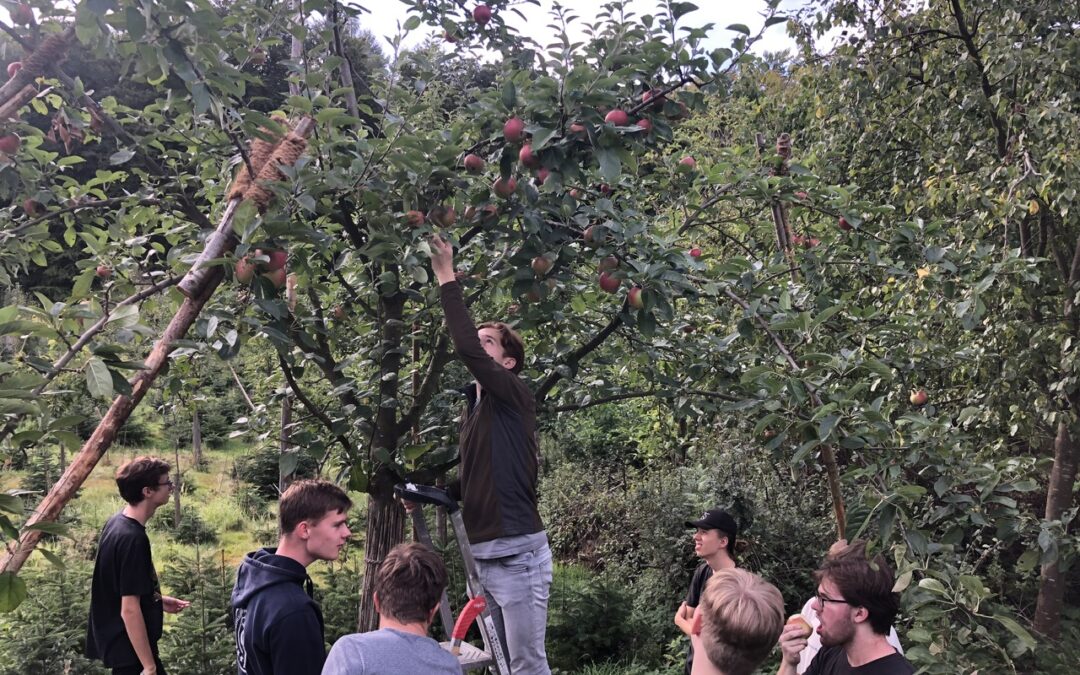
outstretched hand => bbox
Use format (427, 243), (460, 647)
(162, 596), (191, 614)
(429, 234), (456, 285)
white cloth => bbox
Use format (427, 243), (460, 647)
(796, 598), (904, 674)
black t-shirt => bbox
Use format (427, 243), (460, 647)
(86, 512), (164, 668)
(806, 646), (915, 675)
(683, 562), (714, 675)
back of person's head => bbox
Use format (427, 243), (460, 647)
(278, 479), (352, 536)
(695, 568), (784, 675)
(374, 542), (448, 624)
(477, 321), (525, 373)
(115, 456), (171, 505)
(815, 539), (898, 635)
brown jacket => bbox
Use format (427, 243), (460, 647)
(440, 281), (544, 544)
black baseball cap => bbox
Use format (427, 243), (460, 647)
(685, 509), (739, 538)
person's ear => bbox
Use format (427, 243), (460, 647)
(852, 605), (869, 625)
(373, 592), (381, 613)
(295, 520), (310, 540)
(428, 603), (441, 623)
(503, 356), (517, 371)
(691, 607), (703, 636)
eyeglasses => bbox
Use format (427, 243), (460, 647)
(157, 480), (174, 488)
(815, 591), (852, 606)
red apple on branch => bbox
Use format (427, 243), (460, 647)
(635, 118), (653, 133)
(405, 210), (425, 227)
(604, 109), (629, 126)
(642, 89), (666, 110)
(472, 4), (492, 25)
(464, 153), (485, 173)
(628, 286), (644, 309)
(689, 247), (702, 259)
(0, 134), (20, 154)
(598, 271), (620, 293)
(909, 389), (929, 406)
(262, 267), (287, 289)
(678, 156), (697, 171)
(531, 256), (553, 276)
(250, 48), (267, 66)
(493, 176), (517, 198)
(96, 265), (112, 278)
(838, 216), (853, 231)
(598, 255), (618, 272)
(427, 205), (457, 228)
(503, 116), (525, 143)
(12, 3), (33, 25)
(22, 198), (39, 217)
(518, 143), (539, 169)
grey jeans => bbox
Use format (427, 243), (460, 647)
(476, 543), (553, 675)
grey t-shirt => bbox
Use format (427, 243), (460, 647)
(322, 628), (460, 675)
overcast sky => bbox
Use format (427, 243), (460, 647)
(349, 0), (804, 60)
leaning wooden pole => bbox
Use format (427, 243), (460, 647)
(1, 117), (315, 574)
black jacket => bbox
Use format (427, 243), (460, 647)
(440, 280), (544, 544)
(230, 548), (325, 675)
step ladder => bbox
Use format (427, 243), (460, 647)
(394, 482), (511, 674)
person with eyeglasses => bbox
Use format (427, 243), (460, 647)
(777, 539), (913, 675)
(87, 456), (190, 675)
(791, 540), (904, 673)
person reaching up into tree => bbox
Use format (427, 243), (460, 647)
(231, 479), (352, 675)
(689, 568), (785, 675)
(777, 539), (914, 675)
(86, 456), (190, 675)
(676, 508), (741, 675)
(423, 234), (553, 674)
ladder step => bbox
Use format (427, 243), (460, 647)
(440, 640), (493, 670)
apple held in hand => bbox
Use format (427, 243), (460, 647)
(786, 615), (813, 639)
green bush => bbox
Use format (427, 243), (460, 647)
(0, 556), (106, 675)
(150, 505), (219, 545)
(546, 564), (644, 672)
(232, 445), (317, 500)
(159, 547), (235, 675)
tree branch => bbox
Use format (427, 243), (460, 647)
(278, 353), (355, 457)
(534, 308), (625, 404)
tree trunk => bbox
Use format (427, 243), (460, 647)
(279, 395), (292, 494)
(1033, 420), (1079, 639)
(173, 444), (182, 528)
(356, 468), (406, 631)
(191, 407), (202, 466)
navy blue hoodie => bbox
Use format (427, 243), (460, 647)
(230, 548), (326, 675)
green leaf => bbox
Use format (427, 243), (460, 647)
(991, 614), (1036, 652)
(670, 2), (698, 20)
(596, 148), (621, 182)
(764, 15), (788, 27)
(0, 572), (27, 612)
(24, 521), (72, 538)
(917, 578), (947, 594)
(109, 149), (135, 165)
(403, 16), (421, 31)
(85, 357), (114, 399)
(38, 548), (66, 569)
(817, 414), (840, 441)
(501, 81), (516, 110)
(727, 23), (751, 35)
(0, 494), (23, 515)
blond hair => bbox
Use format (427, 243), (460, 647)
(697, 568), (784, 675)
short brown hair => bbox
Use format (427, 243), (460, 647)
(478, 321), (525, 373)
(374, 542), (448, 624)
(278, 479), (352, 535)
(697, 568), (784, 675)
(815, 539), (898, 635)
(115, 456), (171, 504)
